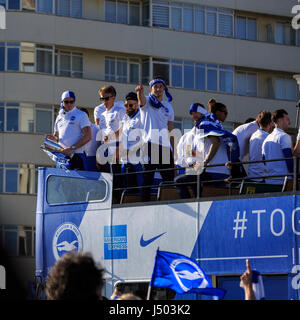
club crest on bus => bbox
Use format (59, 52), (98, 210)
(52, 223), (83, 261)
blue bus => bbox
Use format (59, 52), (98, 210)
(35, 162), (300, 300)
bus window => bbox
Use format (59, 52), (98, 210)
(217, 274), (288, 300)
(46, 175), (108, 205)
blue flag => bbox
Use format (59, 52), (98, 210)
(150, 249), (226, 299)
(196, 114), (246, 179)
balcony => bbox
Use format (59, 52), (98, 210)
(2, 11), (300, 74)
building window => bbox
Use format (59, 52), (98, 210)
(0, 164), (19, 193)
(236, 17), (257, 41)
(0, 163), (49, 194)
(152, 0), (169, 28)
(152, 58), (170, 84)
(55, 50), (83, 78)
(219, 66), (234, 93)
(0, 225), (35, 257)
(275, 78), (297, 101)
(55, 0), (82, 18)
(6, 42), (20, 71)
(36, 44), (53, 74)
(153, 2), (234, 37)
(218, 9), (233, 37)
(36, 0), (52, 13)
(236, 72), (257, 97)
(153, 58), (233, 93)
(207, 64), (218, 91)
(0, 102), (53, 133)
(0, 42), (83, 78)
(105, 0), (141, 25)
(0, 0), (21, 10)
(105, 56), (141, 83)
(275, 22), (295, 45)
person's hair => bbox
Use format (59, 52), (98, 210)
(208, 98), (216, 113)
(98, 85), (116, 97)
(125, 92), (138, 101)
(117, 293), (142, 300)
(45, 252), (104, 300)
(256, 110), (272, 128)
(272, 109), (288, 124)
(79, 107), (89, 117)
(211, 102), (227, 114)
(244, 117), (255, 124)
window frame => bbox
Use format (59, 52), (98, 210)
(0, 101), (54, 134)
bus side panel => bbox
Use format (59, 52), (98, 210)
(194, 195), (296, 275)
(108, 202), (208, 285)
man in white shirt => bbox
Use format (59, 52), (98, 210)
(233, 118), (259, 161)
(95, 85), (125, 202)
(79, 108), (100, 171)
(45, 90), (91, 170)
(119, 92), (144, 194)
(262, 109), (293, 185)
(248, 110), (273, 181)
(136, 78), (175, 201)
(174, 103), (207, 199)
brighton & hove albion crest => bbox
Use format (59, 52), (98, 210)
(169, 258), (208, 292)
(52, 223), (83, 261)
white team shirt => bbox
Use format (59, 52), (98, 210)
(100, 103), (126, 142)
(121, 109), (143, 151)
(54, 107), (91, 154)
(93, 104), (106, 123)
(84, 123), (100, 157)
(94, 100), (124, 124)
(176, 128), (196, 168)
(192, 129), (228, 175)
(248, 128), (269, 181)
(120, 109), (144, 164)
(232, 121), (259, 159)
(204, 137), (229, 175)
(262, 128), (292, 184)
(139, 96), (174, 147)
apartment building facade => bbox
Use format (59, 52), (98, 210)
(0, 0), (300, 290)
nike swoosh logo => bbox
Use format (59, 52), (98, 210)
(140, 232), (166, 247)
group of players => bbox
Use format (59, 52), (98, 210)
(46, 77), (299, 202)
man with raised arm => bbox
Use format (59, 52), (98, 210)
(136, 79), (175, 202)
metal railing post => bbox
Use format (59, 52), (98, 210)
(293, 156), (298, 192)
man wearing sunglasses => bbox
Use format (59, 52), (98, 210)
(96, 86), (125, 203)
(119, 92), (144, 195)
(45, 90), (91, 170)
(94, 86), (124, 126)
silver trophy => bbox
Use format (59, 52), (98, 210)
(41, 138), (64, 153)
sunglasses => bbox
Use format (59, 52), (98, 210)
(100, 96), (113, 101)
(63, 100), (75, 104)
(125, 103), (137, 108)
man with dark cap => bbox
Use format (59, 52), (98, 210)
(119, 92), (144, 195)
(45, 90), (91, 170)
